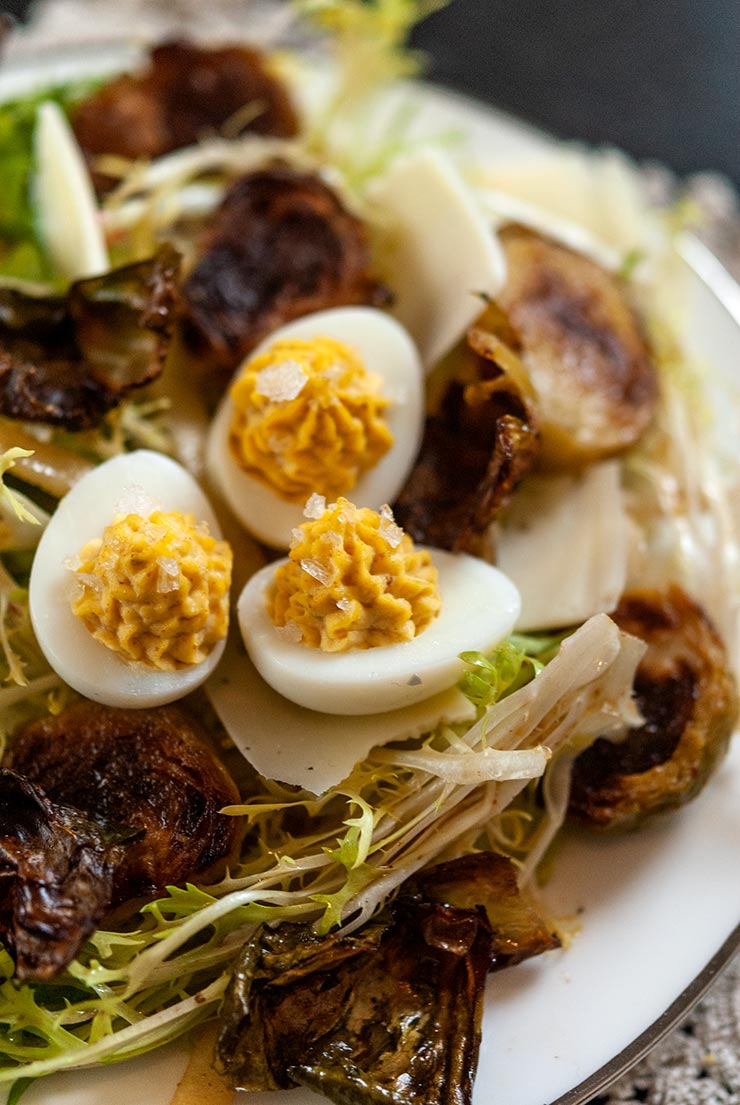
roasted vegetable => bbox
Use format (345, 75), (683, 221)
(497, 224), (658, 468)
(0, 246), (180, 430)
(0, 769), (141, 982)
(217, 853), (558, 1105)
(72, 40), (299, 194)
(570, 586), (738, 829)
(394, 302), (539, 553)
(181, 164), (390, 377)
(6, 701), (239, 903)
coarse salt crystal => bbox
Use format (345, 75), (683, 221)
(275, 620), (303, 643)
(116, 484), (159, 518)
(300, 558), (332, 586)
(336, 597), (352, 611)
(254, 360), (308, 402)
(379, 504), (404, 548)
(337, 500), (356, 525)
(156, 557), (180, 593)
(304, 493), (326, 520)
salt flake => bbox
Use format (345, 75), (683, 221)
(300, 558), (332, 586)
(254, 360), (308, 402)
(156, 557), (180, 594)
(379, 504), (404, 548)
(304, 493), (326, 520)
(116, 483), (159, 518)
(275, 621), (303, 643)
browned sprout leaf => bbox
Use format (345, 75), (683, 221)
(72, 40), (300, 194)
(217, 853), (558, 1105)
(0, 769), (142, 982)
(416, 853), (560, 970)
(0, 246), (180, 430)
(394, 302), (540, 553)
(570, 586), (739, 829)
(497, 224), (658, 468)
(181, 164), (391, 377)
(6, 701), (239, 905)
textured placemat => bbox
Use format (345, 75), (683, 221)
(4, 3), (740, 1102)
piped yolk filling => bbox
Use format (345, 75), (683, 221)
(70, 510), (232, 670)
(228, 336), (393, 502)
(268, 496), (441, 652)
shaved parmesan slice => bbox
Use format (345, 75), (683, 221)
(471, 147), (661, 262)
(205, 635), (475, 794)
(369, 148), (506, 370)
(34, 100), (109, 280)
(477, 186), (621, 271)
(496, 461), (628, 631)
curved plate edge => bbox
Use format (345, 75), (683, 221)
(550, 230), (740, 1105)
(549, 923), (740, 1105)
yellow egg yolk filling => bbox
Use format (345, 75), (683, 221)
(70, 510), (232, 671)
(268, 497), (441, 652)
(228, 336), (393, 502)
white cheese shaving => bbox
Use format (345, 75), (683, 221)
(496, 461), (628, 631)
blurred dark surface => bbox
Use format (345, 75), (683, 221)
(2, 0), (739, 187)
(412, 0), (740, 186)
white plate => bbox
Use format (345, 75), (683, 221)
(1, 43), (740, 1105)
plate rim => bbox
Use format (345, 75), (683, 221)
(1, 38), (740, 1105)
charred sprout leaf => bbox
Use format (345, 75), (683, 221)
(394, 302), (539, 553)
(218, 906), (490, 1104)
(0, 247), (180, 430)
(6, 701), (239, 903)
(0, 769), (142, 982)
(414, 853), (560, 969)
(217, 853), (557, 1105)
(72, 40), (299, 195)
(181, 164), (391, 378)
(570, 586), (739, 829)
(497, 224), (658, 469)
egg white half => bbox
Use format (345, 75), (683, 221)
(206, 306), (424, 549)
(30, 450), (228, 708)
(237, 550), (521, 715)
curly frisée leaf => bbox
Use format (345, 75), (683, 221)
(458, 631), (568, 714)
(0, 450), (40, 528)
(0, 614), (644, 1083)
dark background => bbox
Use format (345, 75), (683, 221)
(3, 0), (739, 187)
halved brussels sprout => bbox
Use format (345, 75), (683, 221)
(497, 225), (658, 469)
(569, 586), (738, 830)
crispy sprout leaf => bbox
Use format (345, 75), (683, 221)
(217, 853), (555, 1105)
(394, 303), (539, 552)
(0, 769), (142, 982)
(0, 247), (180, 430)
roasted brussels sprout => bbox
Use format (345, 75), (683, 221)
(569, 586), (738, 829)
(497, 224), (658, 468)
(6, 701), (240, 903)
(72, 40), (300, 195)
